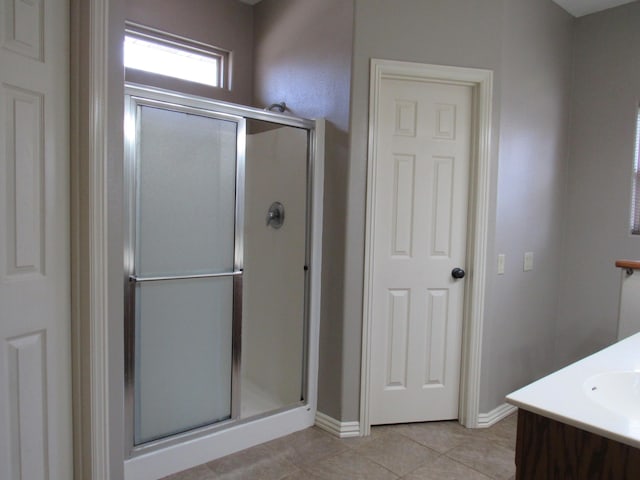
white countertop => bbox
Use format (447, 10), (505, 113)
(506, 332), (640, 449)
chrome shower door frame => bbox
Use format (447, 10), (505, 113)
(124, 85), (319, 463)
(123, 90), (246, 457)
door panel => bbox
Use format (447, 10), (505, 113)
(137, 106), (237, 276)
(135, 277), (234, 444)
(127, 100), (242, 449)
(0, 0), (72, 477)
(370, 78), (472, 424)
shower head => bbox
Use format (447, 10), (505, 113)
(265, 102), (287, 113)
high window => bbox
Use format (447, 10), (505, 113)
(124, 24), (228, 89)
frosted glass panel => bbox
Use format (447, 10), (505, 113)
(137, 106), (237, 276)
(134, 277), (233, 445)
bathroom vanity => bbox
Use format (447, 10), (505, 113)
(507, 333), (640, 479)
(514, 409), (640, 478)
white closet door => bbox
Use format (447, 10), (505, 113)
(0, 0), (72, 478)
(369, 77), (472, 424)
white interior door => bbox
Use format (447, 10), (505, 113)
(369, 76), (472, 425)
(0, 0), (72, 478)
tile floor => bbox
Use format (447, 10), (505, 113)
(161, 413), (518, 480)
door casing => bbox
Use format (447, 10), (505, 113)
(361, 59), (493, 435)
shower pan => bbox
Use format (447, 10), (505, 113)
(123, 85), (324, 476)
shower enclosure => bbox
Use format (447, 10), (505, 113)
(123, 85), (323, 469)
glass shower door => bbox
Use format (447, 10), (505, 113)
(126, 101), (244, 446)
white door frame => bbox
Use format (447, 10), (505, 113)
(360, 59), (493, 435)
(70, 0), (127, 477)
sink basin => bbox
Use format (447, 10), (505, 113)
(584, 371), (640, 420)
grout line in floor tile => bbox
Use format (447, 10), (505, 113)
(394, 451), (448, 479)
(443, 437), (515, 480)
(394, 429), (470, 455)
(446, 455), (499, 480)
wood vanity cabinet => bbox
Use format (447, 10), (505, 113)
(515, 409), (640, 479)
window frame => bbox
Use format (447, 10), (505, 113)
(124, 22), (230, 90)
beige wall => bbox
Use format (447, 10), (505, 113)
(557, 2), (640, 367)
(125, 0), (254, 105)
(252, 0), (355, 420)
(481, 0), (573, 412)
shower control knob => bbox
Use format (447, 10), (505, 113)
(266, 201), (285, 229)
(451, 267), (466, 279)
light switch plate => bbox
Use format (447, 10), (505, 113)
(497, 254), (505, 275)
(524, 252), (534, 271)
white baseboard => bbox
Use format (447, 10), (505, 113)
(315, 412), (361, 438)
(476, 403), (517, 428)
